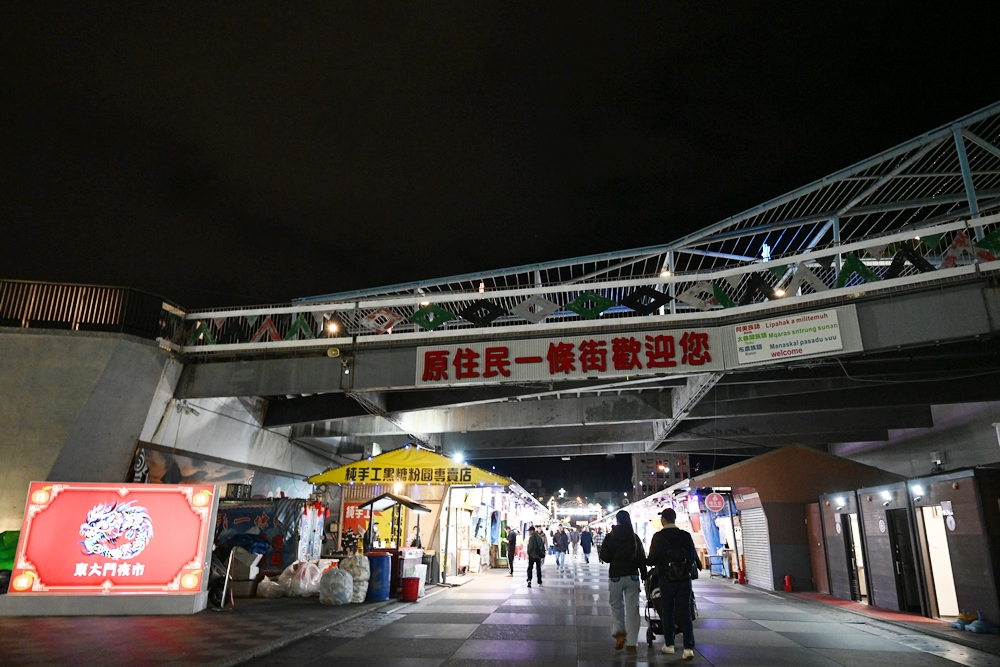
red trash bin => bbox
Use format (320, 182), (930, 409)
(401, 576), (420, 602)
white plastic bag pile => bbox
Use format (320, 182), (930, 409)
(338, 554), (370, 603)
(319, 567), (353, 606)
(255, 561), (323, 598)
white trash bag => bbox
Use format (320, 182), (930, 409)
(255, 576), (284, 599)
(339, 554), (370, 603)
(319, 567), (353, 606)
(287, 561), (323, 597)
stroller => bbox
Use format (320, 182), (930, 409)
(644, 567), (697, 647)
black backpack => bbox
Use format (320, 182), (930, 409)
(663, 545), (691, 582)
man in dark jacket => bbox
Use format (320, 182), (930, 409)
(552, 525), (569, 569)
(506, 527), (518, 577)
(580, 528), (594, 564)
(647, 508), (700, 659)
(599, 511), (647, 654)
(525, 526), (545, 587)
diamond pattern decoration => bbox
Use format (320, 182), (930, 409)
(360, 307), (404, 333)
(458, 299), (507, 327)
(564, 291), (615, 319)
(510, 295), (560, 324)
(619, 286), (671, 316)
(409, 303), (456, 330)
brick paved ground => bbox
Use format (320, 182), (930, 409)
(0, 595), (389, 667)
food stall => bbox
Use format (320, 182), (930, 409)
(307, 445), (549, 583)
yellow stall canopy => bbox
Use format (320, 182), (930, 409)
(308, 446), (511, 487)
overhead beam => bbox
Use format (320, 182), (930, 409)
(690, 376), (1000, 419)
(672, 406), (932, 438)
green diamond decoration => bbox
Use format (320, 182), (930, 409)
(565, 292), (615, 319)
(711, 283), (737, 308)
(409, 303), (456, 330)
(976, 228), (1000, 253)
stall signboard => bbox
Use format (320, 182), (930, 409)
(735, 309), (843, 365)
(8, 482), (216, 595)
(309, 446), (511, 487)
(416, 328), (723, 386)
(705, 493), (727, 513)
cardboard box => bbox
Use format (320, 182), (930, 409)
(231, 580), (257, 598)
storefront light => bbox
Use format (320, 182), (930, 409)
(834, 497), (846, 510)
(911, 485), (924, 501)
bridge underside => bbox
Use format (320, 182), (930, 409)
(174, 275), (1000, 462)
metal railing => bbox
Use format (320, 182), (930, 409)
(0, 280), (186, 344)
(175, 101), (1000, 355)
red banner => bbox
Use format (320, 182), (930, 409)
(8, 482), (216, 595)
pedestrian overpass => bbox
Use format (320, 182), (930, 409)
(5, 102), (1000, 487)
(163, 102), (1000, 464)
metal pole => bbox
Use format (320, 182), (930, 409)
(442, 485), (453, 584)
(728, 493), (740, 581)
(832, 218), (842, 276)
(668, 251), (676, 315)
(954, 128), (983, 240)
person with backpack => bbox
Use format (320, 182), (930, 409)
(525, 526), (545, 587)
(647, 508), (701, 659)
(599, 511), (647, 655)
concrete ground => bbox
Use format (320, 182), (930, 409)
(245, 555), (1000, 667)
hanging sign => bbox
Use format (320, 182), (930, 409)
(735, 309), (843, 365)
(416, 328), (722, 386)
(705, 493), (727, 513)
(8, 482), (216, 595)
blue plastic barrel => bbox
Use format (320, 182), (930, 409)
(366, 553), (392, 602)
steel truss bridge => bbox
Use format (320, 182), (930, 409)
(10, 103), (1000, 463)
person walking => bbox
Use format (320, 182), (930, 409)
(552, 525), (569, 569)
(593, 526), (604, 553)
(599, 511), (647, 655)
(647, 508), (701, 660)
(525, 526), (544, 587)
(580, 527), (593, 564)
(569, 526), (580, 558)
(506, 526), (518, 577)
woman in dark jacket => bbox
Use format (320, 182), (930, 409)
(598, 511), (647, 654)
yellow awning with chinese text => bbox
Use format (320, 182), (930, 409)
(308, 446), (511, 486)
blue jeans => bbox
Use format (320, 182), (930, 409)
(661, 578), (695, 649)
(608, 575), (640, 647)
(555, 551), (566, 567)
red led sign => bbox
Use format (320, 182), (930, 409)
(9, 482), (216, 595)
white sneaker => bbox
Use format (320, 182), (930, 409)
(661, 645), (675, 654)
(682, 648), (694, 660)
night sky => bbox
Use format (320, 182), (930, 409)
(4, 5), (999, 492)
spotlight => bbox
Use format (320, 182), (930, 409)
(659, 269), (671, 278)
(773, 288), (786, 298)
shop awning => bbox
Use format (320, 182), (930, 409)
(308, 445), (511, 487)
(360, 492), (431, 513)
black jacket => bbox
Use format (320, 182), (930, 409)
(599, 525), (648, 579)
(526, 532), (546, 559)
(647, 526), (701, 580)
(507, 529), (517, 550)
(580, 531), (593, 550)
(553, 530), (569, 552)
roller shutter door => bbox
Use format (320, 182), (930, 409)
(741, 507), (773, 591)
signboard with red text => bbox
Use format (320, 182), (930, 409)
(8, 482), (216, 595)
(416, 329), (723, 385)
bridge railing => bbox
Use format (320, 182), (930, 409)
(178, 215), (1000, 354)
(0, 280), (186, 345)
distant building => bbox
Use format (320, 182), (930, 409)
(631, 453), (690, 500)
